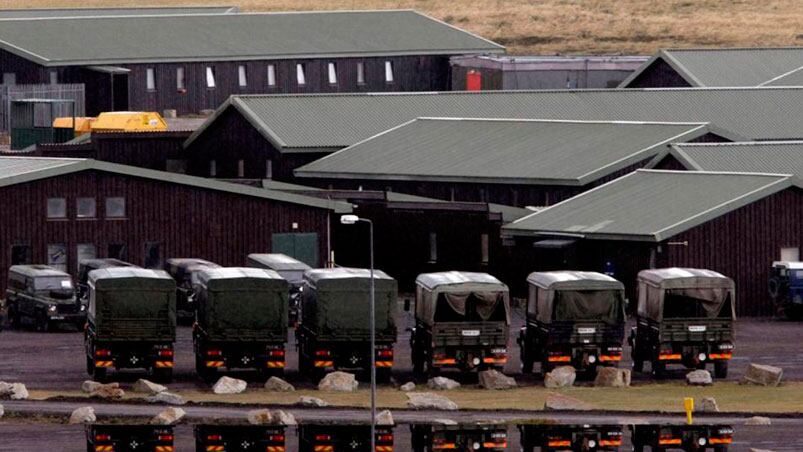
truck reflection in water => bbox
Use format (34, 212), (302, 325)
(85, 424), (174, 452)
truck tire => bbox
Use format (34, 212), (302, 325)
(152, 367), (173, 383)
(7, 305), (19, 329)
(36, 311), (51, 332)
(412, 355), (425, 380)
(92, 365), (108, 382)
(541, 358), (554, 376)
(632, 358), (644, 373)
(520, 349), (534, 374)
(651, 359), (666, 379)
(195, 355), (215, 382)
(376, 368), (392, 384)
(714, 361), (729, 379)
(86, 356), (94, 375)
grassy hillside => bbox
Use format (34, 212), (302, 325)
(7, 0), (803, 55)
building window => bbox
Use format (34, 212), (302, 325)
(266, 160), (273, 179)
(206, 66), (216, 88)
(481, 234), (490, 264)
(384, 60), (394, 83)
(781, 247), (800, 262)
(47, 198), (67, 219)
(238, 65), (248, 87)
(76, 197), (96, 218)
(105, 197), (126, 218)
(327, 62), (337, 85)
(429, 232), (438, 263)
(356, 62), (365, 85)
(267, 64), (276, 87)
(209, 160), (217, 177)
(47, 244), (68, 272)
(11, 244), (31, 265)
(237, 159), (245, 178)
(108, 243), (127, 261)
(144, 242), (161, 269)
(76, 243), (96, 267)
(176, 67), (185, 91)
(49, 71), (58, 84)
(146, 68), (156, 91)
(296, 63), (306, 86)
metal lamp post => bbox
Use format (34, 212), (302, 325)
(340, 214), (376, 450)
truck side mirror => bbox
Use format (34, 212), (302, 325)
(403, 299), (411, 312)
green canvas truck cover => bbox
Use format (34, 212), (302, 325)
(88, 267), (176, 340)
(247, 253), (311, 285)
(527, 271), (626, 325)
(302, 267), (397, 337)
(196, 267), (289, 339)
(415, 271), (511, 326)
(637, 267), (736, 321)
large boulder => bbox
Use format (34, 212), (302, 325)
(90, 384), (124, 400)
(594, 367), (631, 387)
(150, 407), (186, 425)
(213, 376), (247, 394)
(318, 372), (358, 392)
(146, 391), (186, 406)
(744, 416), (772, 426)
(247, 409), (274, 425)
(132, 379), (167, 395)
(544, 366), (576, 388)
(427, 376), (461, 390)
(376, 409), (394, 426)
(406, 392), (458, 411)
(544, 394), (594, 411)
(400, 382), (416, 392)
(686, 370), (713, 386)
(264, 376), (295, 392)
(478, 370), (517, 390)
(69, 406), (96, 424)
(741, 364), (783, 387)
(433, 418), (458, 425)
(697, 397), (719, 413)
(0, 382), (28, 400)
(298, 396), (329, 407)
(81, 380), (106, 393)
(274, 409), (297, 426)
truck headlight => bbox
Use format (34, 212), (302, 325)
(80, 304), (86, 312)
(48, 305), (57, 313)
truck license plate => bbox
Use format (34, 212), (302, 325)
(688, 325), (707, 332)
(461, 329), (480, 337)
(578, 327), (596, 334)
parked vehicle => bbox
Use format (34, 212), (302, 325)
(193, 267), (289, 380)
(630, 424), (733, 451)
(411, 423), (508, 451)
(519, 271), (626, 375)
(410, 271), (510, 378)
(247, 253), (311, 326)
(769, 261), (803, 319)
(296, 268), (397, 381)
(85, 424), (174, 452)
(629, 268), (735, 378)
(76, 258), (138, 304)
(298, 424), (394, 452)
(195, 424), (286, 451)
(164, 258), (220, 324)
(5, 265), (85, 331)
(519, 424), (624, 451)
(84, 267), (176, 382)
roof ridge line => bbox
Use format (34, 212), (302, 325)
(675, 140), (803, 147)
(415, 117), (710, 126)
(0, 8), (421, 22)
(637, 168), (794, 177)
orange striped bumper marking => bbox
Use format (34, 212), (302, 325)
(205, 361), (224, 367)
(314, 361), (333, 367)
(155, 360), (173, 368)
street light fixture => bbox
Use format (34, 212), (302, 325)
(339, 214), (376, 449)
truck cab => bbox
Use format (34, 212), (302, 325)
(410, 271), (510, 378)
(76, 258), (138, 304)
(164, 258), (220, 324)
(5, 264), (84, 331)
(769, 261), (803, 319)
(247, 253), (311, 327)
(519, 271), (626, 375)
(630, 268), (735, 379)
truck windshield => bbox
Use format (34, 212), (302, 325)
(434, 292), (507, 322)
(663, 288), (731, 319)
(552, 290), (623, 323)
(34, 276), (73, 291)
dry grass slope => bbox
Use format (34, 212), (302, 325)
(7, 0), (803, 55)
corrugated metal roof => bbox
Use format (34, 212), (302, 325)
(661, 141), (803, 178)
(503, 170), (796, 242)
(0, 157), (351, 213)
(187, 88), (802, 152)
(0, 6), (238, 19)
(296, 118), (713, 185)
(620, 47), (803, 87)
(90, 267), (172, 281)
(762, 65), (803, 86)
(0, 10), (502, 66)
(9, 264), (70, 278)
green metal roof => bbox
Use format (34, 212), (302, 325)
(0, 6), (238, 19)
(296, 118), (721, 185)
(762, 65), (803, 86)
(0, 157), (351, 213)
(502, 170), (798, 242)
(0, 10), (502, 66)
(185, 87), (802, 152)
(620, 47), (803, 87)
(655, 141), (803, 178)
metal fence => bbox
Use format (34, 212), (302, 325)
(0, 83), (85, 133)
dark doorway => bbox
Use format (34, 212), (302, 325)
(10, 244), (31, 265)
(111, 73), (129, 111)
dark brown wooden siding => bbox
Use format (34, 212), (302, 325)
(625, 57), (692, 88)
(0, 169), (331, 292)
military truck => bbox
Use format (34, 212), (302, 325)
(519, 424), (624, 451)
(76, 258), (138, 304)
(85, 424), (174, 452)
(630, 424), (733, 451)
(519, 271), (626, 375)
(411, 423), (508, 451)
(164, 258), (220, 324)
(629, 268), (735, 378)
(298, 424), (394, 452)
(195, 424), (286, 451)
(769, 261), (803, 319)
(410, 272), (510, 377)
(247, 253), (311, 326)
(84, 267), (176, 382)
(296, 268), (397, 381)
(5, 265), (85, 331)
(193, 267), (289, 380)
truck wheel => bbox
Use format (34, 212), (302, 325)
(651, 360), (666, 379)
(36, 312), (51, 332)
(86, 356), (94, 375)
(152, 367), (173, 384)
(541, 358), (554, 376)
(521, 351), (534, 374)
(195, 355), (215, 382)
(412, 355), (425, 380)
(7, 305), (19, 329)
(376, 368), (392, 384)
(92, 365), (108, 382)
(714, 361), (729, 379)
(632, 357), (644, 373)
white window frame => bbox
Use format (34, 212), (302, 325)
(296, 63), (306, 86)
(146, 68), (156, 91)
(384, 60), (394, 83)
(238, 65), (248, 87)
(327, 62), (337, 85)
(206, 66), (216, 88)
(356, 62), (365, 85)
(176, 67), (185, 90)
(267, 64), (276, 87)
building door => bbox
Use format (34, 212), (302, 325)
(272, 233), (319, 267)
(111, 73), (129, 111)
